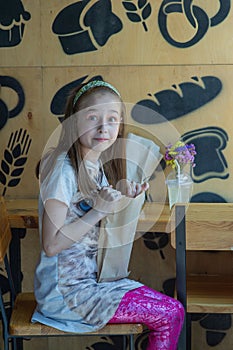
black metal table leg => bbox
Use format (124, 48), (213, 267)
(175, 205), (187, 350)
(9, 228), (26, 294)
(9, 228), (27, 350)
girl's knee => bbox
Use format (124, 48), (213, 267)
(172, 299), (185, 324)
(162, 298), (185, 325)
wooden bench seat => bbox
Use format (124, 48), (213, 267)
(10, 292), (143, 337)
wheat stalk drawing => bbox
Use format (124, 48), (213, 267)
(122, 0), (152, 32)
(0, 129), (32, 196)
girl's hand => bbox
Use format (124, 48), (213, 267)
(117, 180), (149, 198)
(93, 186), (122, 214)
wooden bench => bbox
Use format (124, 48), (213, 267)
(171, 203), (233, 350)
(0, 196), (143, 350)
(10, 292), (142, 337)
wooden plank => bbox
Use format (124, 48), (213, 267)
(185, 203), (233, 222)
(6, 199), (38, 229)
(186, 275), (233, 313)
(0, 67), (43, 199)
(138, 202), (171, 233)
(5, 199), (172, 232)
(10, 292), (143, 336)
(0, 197), (12, 262)
(0, 0), (41, 67)
(171, 203), (233, 250)
(40, 1), (233, 66)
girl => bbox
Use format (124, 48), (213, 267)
(32, 80), (184, 349)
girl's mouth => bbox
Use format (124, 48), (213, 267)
(94, 138), (109, 142)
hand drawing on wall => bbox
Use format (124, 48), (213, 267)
(122, 0), (152, 32)
(0, 0), (31, 47)
(131, 76), (229, 206)
(191, 192), (226, 203)
(143, 232), (169, 260)
(158, 0), (231, 48)
(131, 76), (222, 124)
(52, 0), (122, 55)
(182, 127), (229, 183)
(0, 129), (32, 196)
(0, 76), (25, 129)
(50, 75), (104, 121)
(195, 314), (232, 347)
(86, 335), (132, 350)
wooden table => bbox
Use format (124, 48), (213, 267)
(6, 198), (172, 232)
(5, 199), (172, 293)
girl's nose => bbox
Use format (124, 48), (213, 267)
(98, 123), (107, 133)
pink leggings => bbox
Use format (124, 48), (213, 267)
(109, 286), (184, 350)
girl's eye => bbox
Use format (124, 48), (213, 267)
(108, 116), (118, 123)
(87, 115), (98, 121)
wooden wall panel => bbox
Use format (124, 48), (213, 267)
(0, 0), (41, 67)
(41, 65), (233, 203)
(0, 68), (42, 198)
(40, 1), (233, 66)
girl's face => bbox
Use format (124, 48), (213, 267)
(76, 91), (122, 162)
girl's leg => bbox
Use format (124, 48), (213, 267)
(109, 285), (184, 350)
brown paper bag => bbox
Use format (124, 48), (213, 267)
(97, 192), (145, 282)
(97, 134), (162, 282)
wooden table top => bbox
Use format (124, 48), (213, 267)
(5, 199), (172, 233)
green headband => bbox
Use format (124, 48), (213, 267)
(73, 80), (121, 107)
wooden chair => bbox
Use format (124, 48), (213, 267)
(171, 203), (233, 350)
(0, 196), (143, 350)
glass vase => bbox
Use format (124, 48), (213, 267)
(166, 168), (193, 209)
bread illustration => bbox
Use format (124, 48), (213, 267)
(0, 0), (31, 47)
(191, 192), (226, 203)
(0, 75), (25, 129)
(182, 126), (229, 183)
(52, 0), (122, 55)
(131, 76), (222, 124)
(50, 75), (104, 121)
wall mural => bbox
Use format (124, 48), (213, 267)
(50, 0), (232, 56)
(50, 75), (104, 121)
(0, 76), (31, 196)
(0, 0), (31, 47)
(182, 127), (229, 183)
(131, 76), (222, 124)
(0, 76), (25, 129)
(0, 129), (32, 196)
(122, 0), (152, 32)
(86, 334), (149, 350)
(191, 192), (226, 203)
(52, 0), (123, 55)
(0, 1), (231, 52)
(191, 314), (232, 347)
(143, 231), (169, 260)
(130, 75), (229, 204)
(158, 0), (231, 48)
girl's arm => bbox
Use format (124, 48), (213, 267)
(42, 199), (104, 256)
(42, 187), (122, 256)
